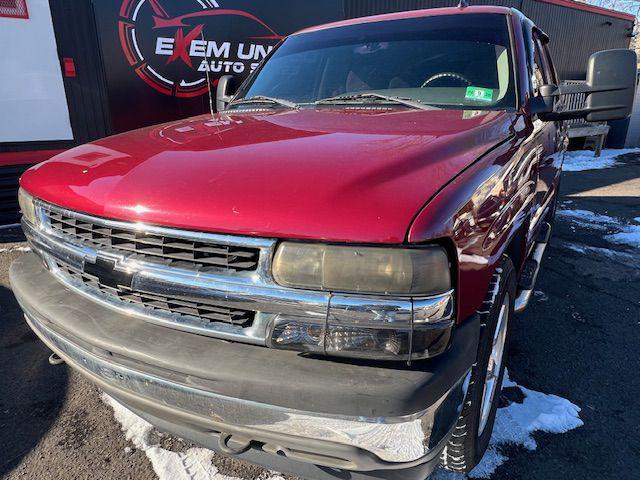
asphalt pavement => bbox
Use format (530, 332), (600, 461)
(0, 153), (638, 480)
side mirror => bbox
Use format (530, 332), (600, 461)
(529, 84), (556, 115)
(536, 49), (637, 122)
(585, 49), (636, 121)
(216, 75), (236, 112)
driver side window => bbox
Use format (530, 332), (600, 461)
(532, 33), (553, 96)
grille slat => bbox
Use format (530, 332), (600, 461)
(46, 209), (260, 273)
(55, 261), (255, 327)
(43, 207), (261, 329)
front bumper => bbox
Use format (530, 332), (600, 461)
(11, 254), (478, 476)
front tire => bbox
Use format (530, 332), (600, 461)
(441, 255), (516, 473)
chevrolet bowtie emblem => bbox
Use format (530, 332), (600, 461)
(83, 256), (134, 289)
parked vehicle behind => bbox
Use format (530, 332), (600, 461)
(11, 6), (636, 479)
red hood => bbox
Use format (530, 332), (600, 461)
(21, 109), (515, 243)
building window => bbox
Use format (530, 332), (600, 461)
(0, 0), (29, 19)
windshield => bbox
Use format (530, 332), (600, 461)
(233, 13), (516, 110)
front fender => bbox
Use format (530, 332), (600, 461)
(407, 123), (536, 322)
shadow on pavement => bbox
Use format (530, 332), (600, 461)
(561, 152), (640, 217)
(0, 284), (68, 475)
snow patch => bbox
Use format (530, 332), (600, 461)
(556, 209), (618, 230)
(558, 208), (640, 249)
(606, 224), (640, 248)
(432, 371), (582, 479)
(101, 394), (284, 480)
(564, 243), (587, 254)
(0, 245), (31, 253)
(562, 242), (640, 265)
(104, 372), (582, 480)
(562, 148), (640, 172)
(533, 290), (548, 302)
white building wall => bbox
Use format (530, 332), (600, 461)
(0, 0), (73, 142)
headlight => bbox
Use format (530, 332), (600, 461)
(18, 188), (37, 225)
(273, 243), (450, 295)
(270, 242), (454, 361)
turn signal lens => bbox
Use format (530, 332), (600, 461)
(268, 315), (453, 361)
(269, 317), (326, 353)
(324, 326), (408, 358)
(272, 243), (450, 295)
(18, 189), (37, 225)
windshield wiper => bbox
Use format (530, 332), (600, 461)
(228, 95), (298, 109)
(315, 92), (437, 111)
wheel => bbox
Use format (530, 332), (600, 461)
(441, 255), (516, 473)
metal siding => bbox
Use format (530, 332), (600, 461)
(343, 0), (633, 80)
(469, 0), (521, 6)
(48, 0), (112, 144)
(344, 0), (519, 17)
(0, 140), (75, 154)
(345, 0), (445, 17)
(344, 0), (517, 17)
(520, 0), (633, 79)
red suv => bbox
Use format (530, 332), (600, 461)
(12, 6), (635, 479)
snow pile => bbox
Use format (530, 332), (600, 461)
(562, 148), (640, 172)
(558, 208), (640, 249)
(104, 371), (582, 480)
(607, 222), (640, 248)
(432, 371), (583, 479)
(556, 209), (618, 230)
(102, 394), (285, 480)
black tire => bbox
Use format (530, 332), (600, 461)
(440, 255), (516, 473)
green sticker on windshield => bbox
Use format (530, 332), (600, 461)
(465, 86), (494, 102)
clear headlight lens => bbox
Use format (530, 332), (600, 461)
(272, 242), (450, 295)
(18, 188), (37, 225)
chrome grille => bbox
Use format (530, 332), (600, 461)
(28, 202), (276, 334)
(45, 209), (260, 273)
(54, 260), (255, 327)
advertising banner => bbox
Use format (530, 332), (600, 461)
(93, 0), (344, 133)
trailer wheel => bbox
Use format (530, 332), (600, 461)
(440, 255), (516, 474)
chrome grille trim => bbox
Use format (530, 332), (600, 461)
(54, 260), (255, 327)
(44, 208), (262, 272)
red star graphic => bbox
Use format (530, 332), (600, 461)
(166, 24), (204, 69)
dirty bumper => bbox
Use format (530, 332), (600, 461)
(11, 254), (478, 475)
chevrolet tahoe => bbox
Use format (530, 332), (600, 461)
(11, 6), (636, 480)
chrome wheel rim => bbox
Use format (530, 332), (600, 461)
(478, 293), (509, 437)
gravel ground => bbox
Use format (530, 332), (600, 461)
(1, 153), (638, 480)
